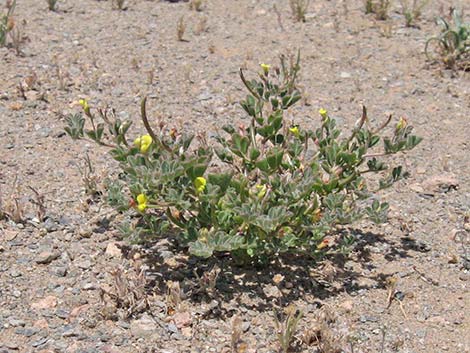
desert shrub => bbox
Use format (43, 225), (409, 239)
(364, 0), (391, 20)
(400, 0), (429, 27)
(112, 0), (126, 11)
(0, 0), (15, 47)
(289, 0), (310, 22)
(65, 54), (421, 264)
(425, 9), (470, 70)
(46, 0), (58, 11)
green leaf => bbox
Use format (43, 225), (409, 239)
(181, 134), (195, 151)
(222, 125), (235, 134)
(406, 135), (423, 150)
(249, 148), (261, 161)
(96, 123), (105, 141)
(256, 159), (271, 173)
(189, 241), (214, 258)
(184, 159), (208, 180)
(231, 133), (250, 157)
(268, 111), (283, 131)
(64, 113), (85, 139)
(189, 231), (245, 258)
(208, 173), (232, 193)
(266, 148), (283, 170)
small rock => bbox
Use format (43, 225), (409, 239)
(62, 328), (80, 337)
(159, 250), (174, 260)
(340, 71), (352, 79)
(427, 316), (447, 325)
(422, 174), (459, 194)
(15, 327), (39, 337)
(359, 315), (379, 323)
(5, 229), (18, 241)
(38, 127), (52, 138)
(340, 300), (354, 312)
(9, 269), (22, 278)
(272, 274), (284, 285)
(36, 251), (60, 264)
(44, 218), (58, 232)
(31, 337), (48, 348)
(262, 284), (282, 298)
(241, 321), (251, 332)
(172, 311), (192, 329)
(68, 304), (89, 321)
(31, 295), (58, 310)
(105, 242), (122, 258)
(75, 259), (92, 270)
(4, 341), (19, 350)
(25, 90), (39, 101)
(130, 315), (158, 337)
(8, 318), (26, 327)
(55, 309), (70, 319)
(78, 227), (92, 239)
(82, 282), (97, 290)
(33, 319), (49, 330)
(167, 323), (178, 333)
(51, 266), (67, 277)
(181, 326), (192, 337)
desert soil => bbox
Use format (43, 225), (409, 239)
(0, 0), (469, 352)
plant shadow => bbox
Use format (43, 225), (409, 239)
(129, 227), (415, 317)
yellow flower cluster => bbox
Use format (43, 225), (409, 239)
(255, 184), (267, 199)
(260, 63), (270, 75)
(136, 194), (148, 212)
(289, 126), (300, 138)
(396, 117), (407, 131)
(79, 98), (90, 115)
(194, 177), (206, 194)
(319, 108), (328, 119)
(134, 134), (153, 153)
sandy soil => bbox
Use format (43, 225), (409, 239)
(0, 0), (469, 352)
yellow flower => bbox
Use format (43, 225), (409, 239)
(134, 134), (153, 153)
(79, 98), (90, 115)
(396, 117), (407, 131)
(255, 184), (267, 199)
(319, 108), (328, 119)
(136, 193), (148, 212)
(289, 126), (300, 137)
(194, 177), (207, 194)
(260, 63), (271, 75)
(316, 238), (329, 250)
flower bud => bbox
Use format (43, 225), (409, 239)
(260, 63), (270, 75)
(194, 177), (207, 194)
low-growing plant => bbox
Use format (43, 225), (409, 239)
(365, 0), (391, 20)
(112, 0), (126, 11)
(231, 315), (248, 353)
(177, 15), (186, 41)
(46, 0), (58, 11)
(194, 16), (208, 35)
(189, 0), (203, 12)
(274, 305), (303, 353)
(289, 0), (309, 22)
(0, 179), (25, 223)
(65, 53), (421, 264)
(0, 0), (15, 47)
(425, 9), (470, 70)
(8, 17), (23, 55)
(400, 0), (429, 27)
(76, 153), (101, 198)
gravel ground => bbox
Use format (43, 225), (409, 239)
(0, 0), (469, 352)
